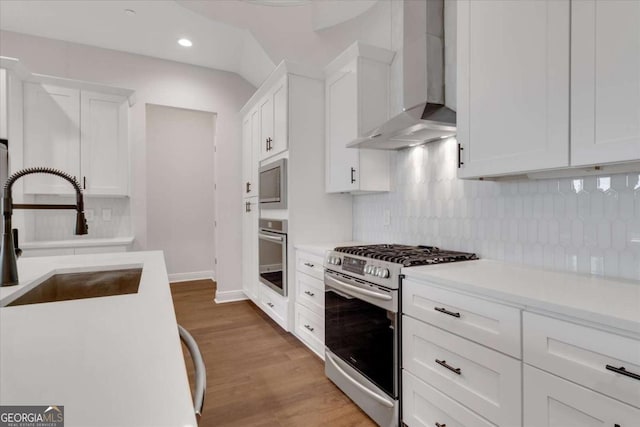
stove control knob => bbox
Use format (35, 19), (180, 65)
(366, 265), (373, 274)
(335, 257), (341, 265)
(373, 267), (381, 277)
(380, 268), (390, 279)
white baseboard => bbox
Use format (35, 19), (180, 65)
(214, 289), (249, 304)
(169, 270), (215, 283)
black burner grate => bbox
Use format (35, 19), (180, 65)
(334, 244), (477, 267)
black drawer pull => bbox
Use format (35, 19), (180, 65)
(606, 365), (640, 381)
(304, 290), (315, 297)
(304, 262), (315, 268)
(304, 324), (315, 332)
(436, 359), (461, 375)
(434, 307), (461, 318)
(435, 423), (446, 427)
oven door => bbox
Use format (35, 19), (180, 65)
(324, 270), (398, 398)
(258, 230), (287, 296)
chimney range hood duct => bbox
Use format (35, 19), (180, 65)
(348, 0), (455, 150)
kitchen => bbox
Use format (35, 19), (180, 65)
(0, 1), (639, 427)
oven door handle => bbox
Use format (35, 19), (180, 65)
(325, 274), (392, 301)
(326, 352), (395, 408)
(259, 233), (284, 243)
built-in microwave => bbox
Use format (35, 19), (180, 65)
(259, 158), (287, 209)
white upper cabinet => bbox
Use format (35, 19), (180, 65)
(23, 82), (130, 196)
(325, 42), (393, 193)
(23, 83), (81, 194)
(80, 91), (129, 195)
(571, 0), (640, 166)
(457, 0), (570, 179)
(259, 75), (288, 161)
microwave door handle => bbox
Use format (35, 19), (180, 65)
(259, 233), (284, 243)
(326, 352), (394, 408)
(324, 274), (392, 301)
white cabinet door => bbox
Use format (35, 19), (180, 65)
(259, 94), (273, 160)
(0, 68), (7, 140)
(80, 91), (128, 196)
(23, 83), (81, 194)
(524, 365), (640, 427)
(241, 114), (257, 198)
(326, 62), (359, 193)
(242, 197), (259, 302)
(571, 0), (640, 166)
(457, 0), (570, 178)
(270, 76), (288, 158)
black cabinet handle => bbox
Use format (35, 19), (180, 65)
(246, 182), (251, 193)
(435, 359), (461, 375)
(266, 137), (273, 151)
(435, 423), (446, 427)
(434, 307), (461, 318)
(304, 324), (315, 332)
(606, 365), (640, 381)
(83, 176), (87, 189)
(304, 262), (314, 268)
(350, 167), (356, 184)
(304, 290), (315, 297)
(457, 143), (464, 168)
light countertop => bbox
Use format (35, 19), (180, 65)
(21, 236), (135, 249)
(294, 241), (368, 257)
(403, 259), (640, 335)
(0, 251), (196, 427)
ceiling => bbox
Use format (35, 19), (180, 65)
(0, 0), (385, 88)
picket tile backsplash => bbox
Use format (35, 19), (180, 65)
(353, 138), (640, 281)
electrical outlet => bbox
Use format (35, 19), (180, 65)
(85, 209), (94, 222)
(383, 210), (391, 226)
(102, 208), (112, 221)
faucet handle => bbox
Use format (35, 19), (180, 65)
(12, 229), (22, 258)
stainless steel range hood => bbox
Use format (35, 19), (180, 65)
(348, 0), (455, 150)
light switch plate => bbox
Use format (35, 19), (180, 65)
(102, 208), (112, 221)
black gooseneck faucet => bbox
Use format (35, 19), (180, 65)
(1, 167), (89, 287)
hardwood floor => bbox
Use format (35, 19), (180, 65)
(170, 279), (376, 427)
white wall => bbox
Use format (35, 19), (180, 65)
(146, 104), (216, 280)
(0, 30), (255, 295)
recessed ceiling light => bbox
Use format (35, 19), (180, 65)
(124, 9), (136, 16)
(178, 38), (193, 47)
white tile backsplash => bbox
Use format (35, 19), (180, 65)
(353, 138), (640, 281)
(26, 195), (131, 241)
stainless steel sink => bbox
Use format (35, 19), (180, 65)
(6, 268), (142, 307)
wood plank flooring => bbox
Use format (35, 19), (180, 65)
(170, 279), (376, 427)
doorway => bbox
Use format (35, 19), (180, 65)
(146, 104), (216, 280)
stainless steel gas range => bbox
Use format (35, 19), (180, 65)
(324, 244), (477, 427)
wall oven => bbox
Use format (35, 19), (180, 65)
(258, 218), (287, 296)
(259, 158), (287, 209)
(324, 269), (399, 427)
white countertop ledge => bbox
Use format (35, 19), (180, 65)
(20, 236), (135, 249)
(0, 251), (197, 427)
(402, 259), (640, 335)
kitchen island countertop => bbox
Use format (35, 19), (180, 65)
(0, 251), (196, 427)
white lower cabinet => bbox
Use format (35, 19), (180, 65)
(293, 248), (326, 359)
(260, 284), (288, 331)
(403, 370), (497, 427)
(524, 364), (640, 427)
(241, 198), (259, 302)
(403, 316), (521, 426)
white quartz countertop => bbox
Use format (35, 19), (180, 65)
(0, 251), (197, 427)
(21, 236), (135, 249)
(402, 259), (640, 335)
(294, 241), (368, 257)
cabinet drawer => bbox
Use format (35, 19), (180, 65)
(403, 370), (497, 427)
(524, 364), (640, 427)
(403, 279), (521, 358)
(296, 251), (325, 280)
(523, 312), (640, 408)
(403, 316), (521, 426)
(295, 272), (324, 314)
(260, 284), (288, 331)
(295, 303), (324, 358)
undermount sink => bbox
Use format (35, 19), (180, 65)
(6, 268), (143, 307)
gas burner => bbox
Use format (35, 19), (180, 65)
(334, 244), (476, 267)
